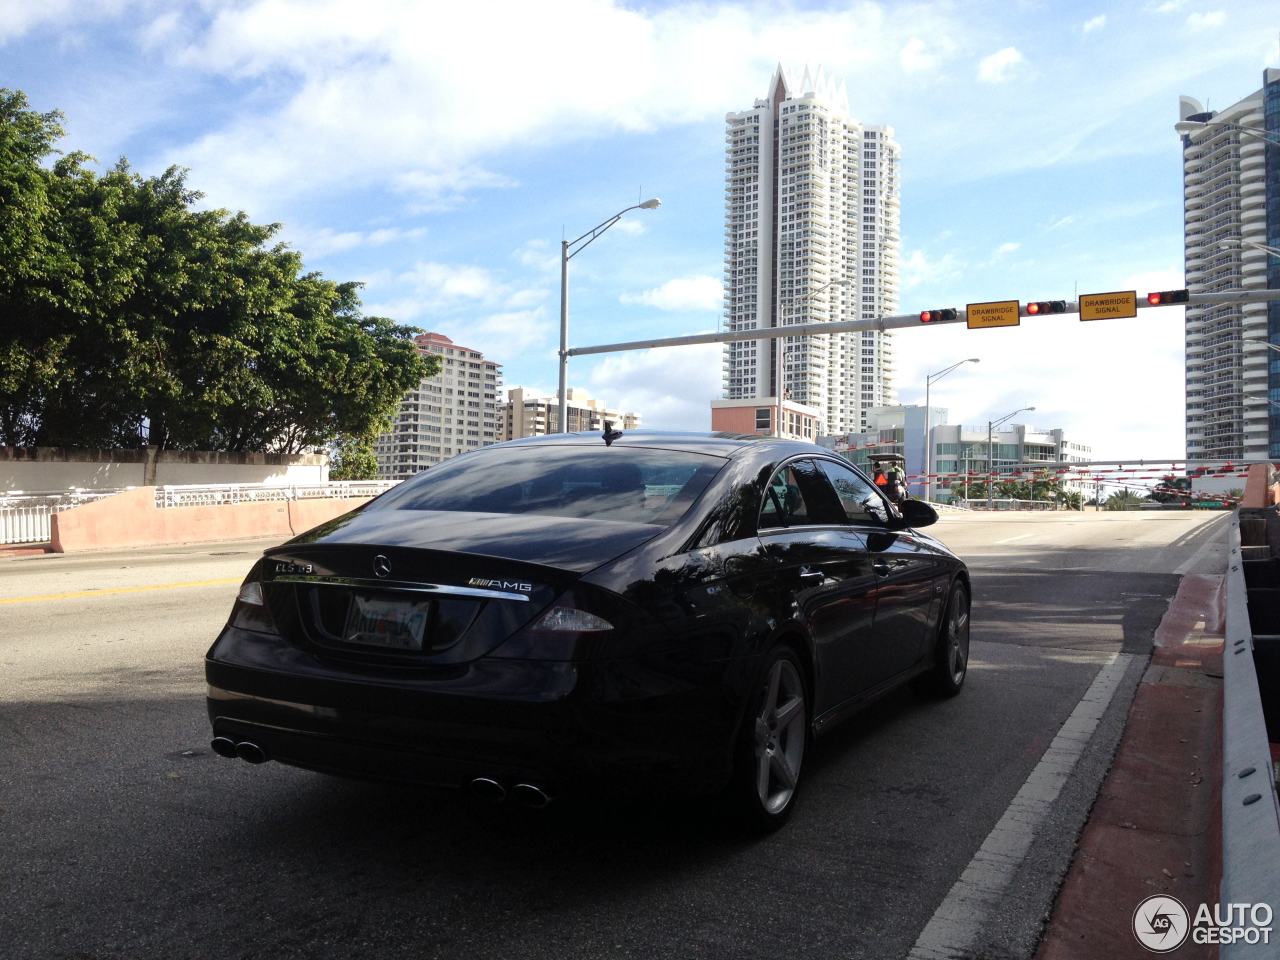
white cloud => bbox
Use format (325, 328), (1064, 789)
(1082, 14), (1106, 33)
(402, 262), (501, 303)
(612, 219), (647, 236)
(0, 0), (136, 42)
(467, 308), (554, 356)
(899, 37), (934, 74)
(513, 239), (559, 272)
(284, 224), (426, 259)
(994, 242), (1021, 257)
(1046, 214), (1077, 231)
(584, 343), (722, 430)
(504, 287), (548, 309)
(1152, 0), (1186, 12)
(977, 46), (1024, 84)
(1186, 10), (1225, 30)
(620, 275), (723, 312)
(901, 250), (963, 290)
(155, 0), (983, 212)
(393, 167), (517, 212)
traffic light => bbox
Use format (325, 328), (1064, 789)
(919, 308), (957, 323)
(1026, 300), (1067, 315)
(1147, 289), (1189, 305)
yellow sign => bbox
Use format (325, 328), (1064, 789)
(1079, 290), (1137, 321)
(966, 300), (1021, 330)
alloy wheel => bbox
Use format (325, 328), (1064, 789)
(752, 657), (806, 815)
(948, 589), (970, 686)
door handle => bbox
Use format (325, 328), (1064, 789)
(797, 568), (824, 587)
(873, 561), (890, 577)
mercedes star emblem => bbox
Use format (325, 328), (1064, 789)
(373, 555), (392, 578)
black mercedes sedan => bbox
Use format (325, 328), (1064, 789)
(206, 431), (970, 830)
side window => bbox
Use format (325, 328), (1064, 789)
(816, 459), (889, 526)
(758, 465), (812, 529)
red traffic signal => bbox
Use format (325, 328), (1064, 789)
(1026, 300), (1067, 315)
(920, 308), (958, 323)
(1147, 289), (1189, 305)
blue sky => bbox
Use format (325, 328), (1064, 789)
(3, 0), (1278, 459)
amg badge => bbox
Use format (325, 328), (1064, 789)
(468, 577), (533, 592)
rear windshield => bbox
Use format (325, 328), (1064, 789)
(372, 445), (725, 527)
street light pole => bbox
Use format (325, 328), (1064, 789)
(986, 405), (1035, 510)
(774, 277), (851, 438)
(558, 198), (661, 433)
(924, 358), (979, 502)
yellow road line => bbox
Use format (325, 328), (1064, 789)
(0, 576), (243, 606)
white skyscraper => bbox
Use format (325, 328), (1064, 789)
(1178, 68), (1280, 463)
(723, 64), (899, 435)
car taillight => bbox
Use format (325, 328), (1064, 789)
(230, 570), (275, 634)
(530, 605), (613, 634)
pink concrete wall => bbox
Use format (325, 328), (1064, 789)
(712, 406), (768, 434)
(1241, 463), (1276, 509)
(50, 489), (369, 553)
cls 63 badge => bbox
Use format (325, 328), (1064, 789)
(274, 561), (314, 575)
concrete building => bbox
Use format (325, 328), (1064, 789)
(374, 332), (501, 481)
(710, 396), (821, 441)
(499, 387), (640, 440)
(1177, 68), (1280, 462)
(723, 64), (899, 436)
(822, 405), (1091, 502)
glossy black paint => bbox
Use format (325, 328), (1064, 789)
(205, 431), (969, 797)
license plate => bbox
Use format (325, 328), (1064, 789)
(343, 596), (429, 651)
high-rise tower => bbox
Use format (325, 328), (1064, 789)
(1178, 68), (1280, 462)
(723, 64), (899, 435)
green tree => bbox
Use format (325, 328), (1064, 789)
(0, 88), (434, 453)
(1105, 489), (1146, 511)
(329, 432), (381, 481)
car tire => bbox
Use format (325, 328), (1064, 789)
(727, 645), (809, 832)
(921, 580), (970, 698)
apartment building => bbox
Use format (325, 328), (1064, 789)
(373, 332), (501, 481)
(723, 64), (899, 435)
(1178, 68), (1280, 461)
(498, 387), (640, 440)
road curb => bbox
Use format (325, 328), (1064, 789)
(1036, 574), (1225, 960)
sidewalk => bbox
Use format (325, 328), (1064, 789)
(1037, 574), (1225, 959)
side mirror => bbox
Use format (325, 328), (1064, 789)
(894, 499), (938, 529)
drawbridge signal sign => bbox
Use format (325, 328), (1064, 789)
(966, 300), (1020, 329)
(1079, 290), (1138, 321)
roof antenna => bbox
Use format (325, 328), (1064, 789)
(603, 419), (623, 447)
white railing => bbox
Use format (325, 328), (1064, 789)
(0, 489), (125, 545)
(0, 482), (396, 545)
(153, 480), (396, 509)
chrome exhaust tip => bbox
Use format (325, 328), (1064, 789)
(469, 777), (506, 803)
(234, 741), (269, 764)
(510, 783), (552, 809)
(210, 737), (238, 759)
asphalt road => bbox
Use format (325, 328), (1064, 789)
(0, 511), (1229, 960)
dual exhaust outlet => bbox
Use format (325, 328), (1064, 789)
(211, 736), (267, 764)
(212, 739), (551, 808)
(470, 777), (553, 809)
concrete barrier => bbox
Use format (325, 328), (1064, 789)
(50, 488), (370, 553)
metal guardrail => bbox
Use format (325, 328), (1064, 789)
(152, 480), (395, 508)
(1220, 508), (1280, 958)
(0, 482), (396, 545)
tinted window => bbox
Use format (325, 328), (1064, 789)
(816, 459), (890, 525)
(759, 465), (810, 529)
(371, 446), (724, 527)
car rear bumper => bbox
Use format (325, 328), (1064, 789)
(205, 627), (745, 796)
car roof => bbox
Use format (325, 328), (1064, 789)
(494, 430), (829, 460)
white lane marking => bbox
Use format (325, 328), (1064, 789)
(993, 532), (1035, 545)
(906, 651), (1135, 960)
(1173, 517), (1228, 576)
